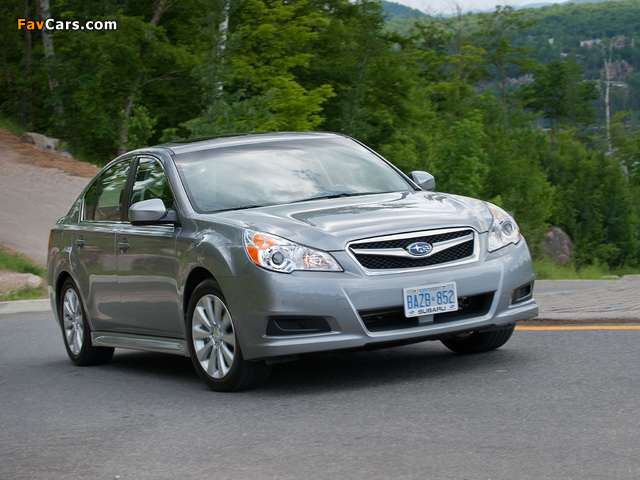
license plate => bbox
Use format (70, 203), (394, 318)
(403, 282), (458, 318)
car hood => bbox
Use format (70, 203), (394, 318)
(216, 191), (492, 251)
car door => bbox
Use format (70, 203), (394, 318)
(71, 159), (131, 331)
(115, 156), (182, 337)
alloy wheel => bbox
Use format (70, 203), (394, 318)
(191, 294), (236, 379)
(62, 287), (84, 356)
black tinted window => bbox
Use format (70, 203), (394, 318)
(131, 158), (174, 210)
(84, 160), (131, 221)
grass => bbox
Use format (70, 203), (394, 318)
(533, 257), (639, 280)
(0, 247), (47, 301)
(0, 117), (25, 137)
(0, 286), (47, 302)
(0, 248), (45, 276)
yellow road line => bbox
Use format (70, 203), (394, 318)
(516, 325), (640, 331)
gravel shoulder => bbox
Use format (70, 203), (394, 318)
(530, 276), (640, 324)
(0, 128), (98, 266)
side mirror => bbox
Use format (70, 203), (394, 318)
(410, 171), (436, 191)
(129, 198), (180, 226)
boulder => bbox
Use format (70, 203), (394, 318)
(0, 270), (44, 296)
(543, 226), (572, 264)
(20, 132), (61, 151)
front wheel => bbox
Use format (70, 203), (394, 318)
(186, 280), (271, 392)
(441, 324), (516, 354)
(59, 278), (114, 365)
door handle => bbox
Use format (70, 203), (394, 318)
(75, 236), (85, 249)
(118, 238), (130, 254)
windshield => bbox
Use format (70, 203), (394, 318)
(173, 137), (413, 212)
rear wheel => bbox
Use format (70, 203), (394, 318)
(441, 324), (516, 354)
(59, 278), (114, 365)
(186, 280), (271, 392)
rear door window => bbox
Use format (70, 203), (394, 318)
(84, 160), (131, 222)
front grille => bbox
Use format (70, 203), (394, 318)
(359, 292), (494, 332)
(348, 228), (477, 272)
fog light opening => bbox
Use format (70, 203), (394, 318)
(511, 282), (533, 304)
(266, 316), (332, 336)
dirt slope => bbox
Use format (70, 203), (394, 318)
(0, 129), (100, 266)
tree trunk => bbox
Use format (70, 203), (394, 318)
(117, 74), (142, 156)
(0, 43), (15, 119)
(20, 0), (32, 128)
(215, 0), (230, 93)
(37, 0), (65, 127)
(345, 52), (368, 136)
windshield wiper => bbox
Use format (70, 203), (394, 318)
(292, 192), (384, 204)
(220, 191), (396, 211)
(219, 204), (266, 212)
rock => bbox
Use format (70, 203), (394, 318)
(0, 270), (44, 296)
(20, 132), (61, 151)
(543, 226), (572, 264)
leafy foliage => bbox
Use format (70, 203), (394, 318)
(191, 0), (336, 133)
(519, 57), (600, 129)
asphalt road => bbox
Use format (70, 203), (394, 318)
(2, 311), (640, 479)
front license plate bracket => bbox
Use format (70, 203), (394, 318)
(403, 282), (458, 318)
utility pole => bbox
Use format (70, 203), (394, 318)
(604, 40), (613, 155)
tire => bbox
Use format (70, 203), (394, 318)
(59, 278), (114, 365)
(186, 280), (272, 392)
(441, 324), (516, 354)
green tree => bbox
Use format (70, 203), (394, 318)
(480, 122), (555, 254)
(303, 0), (421, 150)
(48, 0), (204, 161)
(474, 6), (537, 123)
(610, 111), (640, 185)
(540, 129), (638, 266)
(519, 57), (599, 132)
(187, 0), (335, 135)
(428, 110), (489, 198)
(1, 0), (50, 131)
(412, 14), (488, 109)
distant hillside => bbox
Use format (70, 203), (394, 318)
(380, 0), (631, 18)
(381, 1), (427, 18)
(384, 0), (640, 127)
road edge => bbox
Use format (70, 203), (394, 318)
(0, 299), (51, 314)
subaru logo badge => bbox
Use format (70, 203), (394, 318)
(407, 242), (433, 256)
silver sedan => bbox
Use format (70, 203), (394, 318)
(47, 132), (538, 391)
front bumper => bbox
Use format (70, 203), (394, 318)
(221, 239), (538, 361)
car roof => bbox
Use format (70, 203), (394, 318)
(156, 132), (347, 155)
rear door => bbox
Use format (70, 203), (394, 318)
(71, 159), (131, 331)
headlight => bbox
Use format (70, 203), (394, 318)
(244, 230), (343, 273)
(486, 203), (521, 252)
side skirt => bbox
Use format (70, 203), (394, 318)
(91, 331), (189, 357)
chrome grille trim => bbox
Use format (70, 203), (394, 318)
(351, 232), (474, 259)
(347, 227), (479, 275)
